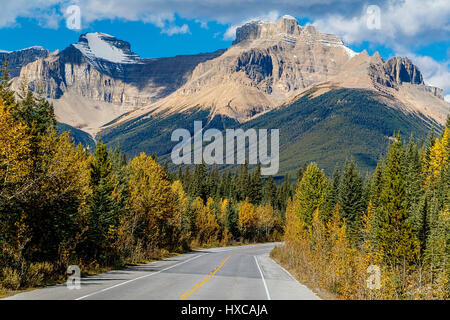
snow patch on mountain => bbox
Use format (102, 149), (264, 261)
(342, 45), (357, 58)
(281, 15), (296, 20)
(73, 32), (141, 65)
(0, 46), (47, 54)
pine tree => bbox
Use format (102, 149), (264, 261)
(191, 162), (208, 201)
(85, 140), (120, 263)
(324, 166), (340, 221)
(263, 176), (276, 207)
(375, 135), (419, 271)
(225, 199), (239, 239)
(248, 164), (263, 204)
(276, 173), (292, 215)
(338, 159), (364, 244)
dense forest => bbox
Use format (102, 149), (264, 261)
(273, 124), (449, 299)
(0, 59), (448, 299)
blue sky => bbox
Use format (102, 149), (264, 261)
(0, 0), (448, 100)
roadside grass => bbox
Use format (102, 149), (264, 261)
(270, 244), (336, 300)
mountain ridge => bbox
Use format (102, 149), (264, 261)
(106, 16), (448, 130)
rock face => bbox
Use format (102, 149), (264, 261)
(0, 47), (49, 77)
(14, 33), (224, 135)
(370, 57), (424, 88)
(121, 16), (362, 123)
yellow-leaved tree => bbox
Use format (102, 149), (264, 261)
(127, 153), (182, 254)
(238, 198), (257, 241)
(425, 127), (449, 186)
(0, 99), (32, 277)
(191, 197), (220, 245)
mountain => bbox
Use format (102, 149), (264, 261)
(109, 15), (448, 128)
(13, 32), (224, 136)
(7, 16), (450, 175)
(0, 46), (49, 77)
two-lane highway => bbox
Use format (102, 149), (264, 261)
(5, 243), (319, 300)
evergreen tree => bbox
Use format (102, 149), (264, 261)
(338, 159), (364, 244)
(248, 164), (263, 204)
(191, 162), (208, 201)
(324, 166), (340, 221)
(225, 199), (239, 239)
(85, 140), (120, 263)
(263, 176), (277, 207)
(375, 135), (419, 270)
(369, 159), (385, 208)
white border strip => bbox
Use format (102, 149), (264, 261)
(75, 253), (204, 300)
(254, 255), (271, 300)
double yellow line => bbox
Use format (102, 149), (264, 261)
(180, 254), (233, 300)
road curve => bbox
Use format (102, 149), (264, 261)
(5, 243), (319, 300)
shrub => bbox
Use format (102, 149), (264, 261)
(1, 268), (21, 290)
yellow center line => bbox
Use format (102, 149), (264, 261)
(180, 254), (233, 300)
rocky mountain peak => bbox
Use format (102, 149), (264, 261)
(233, 15), (304, 45)
(73, 32), (141, 65)
(277, 15), (301, 35)
(384, 56), (423, 85)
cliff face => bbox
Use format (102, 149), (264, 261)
(369, 57), (424, 88)
(126, 16), (360, 122)
(0, 47), (49, 77)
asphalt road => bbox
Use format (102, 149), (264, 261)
(5, 243), (319, 300)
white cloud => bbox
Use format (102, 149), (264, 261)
(313, 0), (450, 46)
(1, 1), (448, 45)
(162, 23), (190, 36)
(445, 95), (450, 103)
(0, 0), (60, 28)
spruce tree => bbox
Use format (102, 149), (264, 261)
(86, 140), (119, 263)
(192, 162), (208, 201)
(375, 135), (418, 269)
(263, 176), (277, 207)
(324, 166), (340, 221)
(249, 164), (263, 204)
(338, 159), (364, 244)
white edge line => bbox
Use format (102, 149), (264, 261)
(75, 253), (204, 300)
(268, 256), (321, 300)
(254, 255), (271, 300)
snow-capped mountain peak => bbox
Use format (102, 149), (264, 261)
(73, 32), (141, 65)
